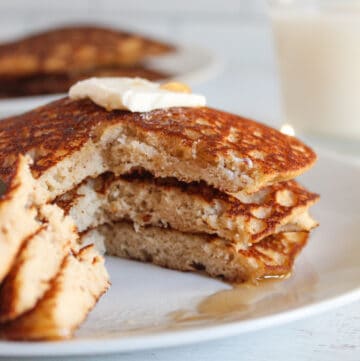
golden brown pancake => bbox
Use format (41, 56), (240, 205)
(0, 25), (174, 77)
(0, 204), (77, 323)
(0, 156), (108, 340)
(0, 156), (42, 284)
(0, 98), (317, 198)
(0, 245), (109, 340)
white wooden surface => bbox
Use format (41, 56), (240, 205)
(0, 1), (359, 359)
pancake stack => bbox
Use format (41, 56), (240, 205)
(0, 97), (319, 288)
(0, 25), (174, 97)
(0, 91), (319, 339)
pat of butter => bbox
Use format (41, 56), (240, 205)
(69, 77), (206, 112)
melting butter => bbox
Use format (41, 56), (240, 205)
(69, 77), (206, 112)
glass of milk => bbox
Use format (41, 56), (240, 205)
(270, 0), (360, 141)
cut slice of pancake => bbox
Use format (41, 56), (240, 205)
(0, 25), (174, 77)
(1, 245), (110, 340)
(0, 65), (170, 98)
(0, 155), (108, 340)
(0, 156), (47, 283)
(82, 222), (309, 283)
(0, 203), (77, 323)
(57, 171), (318, 247)
(0, 98), (317, 201)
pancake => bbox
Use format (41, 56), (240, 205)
(0, 156), (45, 283)
(0, 203), (77, 323)
(0, 98), (317, 200)
(0, 25), (174, 77)
(82, 222), (309, 283)
(57, 171), (318, 247)
(0, 245), (109, 340)
(0, 65), (170, 98)
(0, 155), (108, 340)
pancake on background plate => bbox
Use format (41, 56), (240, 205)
(0, 25), (174, 97)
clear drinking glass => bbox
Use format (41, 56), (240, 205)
(269, 0), (360, 141)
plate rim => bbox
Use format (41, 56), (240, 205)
(0, 285), (360, 357)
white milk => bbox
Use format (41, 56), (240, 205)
(271, 2), (360, 140)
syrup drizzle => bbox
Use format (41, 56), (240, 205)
(168, 274), (296, 324)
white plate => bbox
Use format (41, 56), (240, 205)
(0, 149), (359, 357)
(0, 45), (222, 118)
